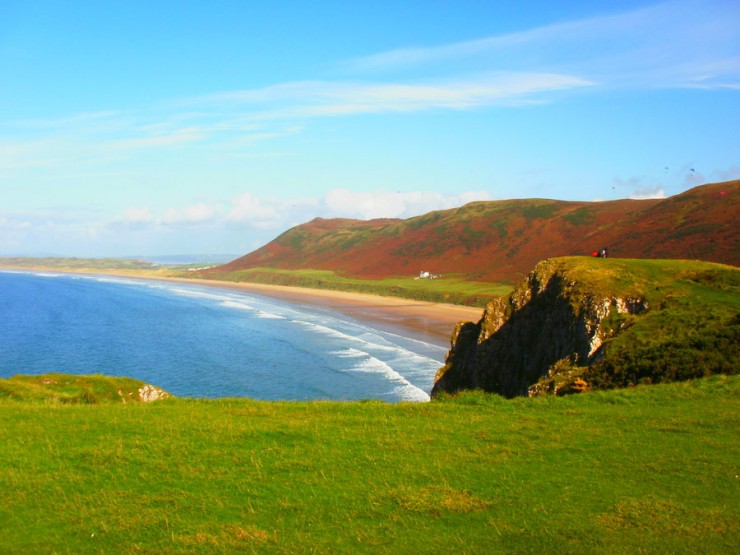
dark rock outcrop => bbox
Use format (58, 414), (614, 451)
(432, 259), (648, 397)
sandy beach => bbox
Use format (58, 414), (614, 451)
(156, 276), (484, 348)
(0, 265), (484, 347)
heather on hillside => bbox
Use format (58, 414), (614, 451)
(211, 181), (738, 284)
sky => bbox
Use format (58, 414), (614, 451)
(1, 0), (738, 258)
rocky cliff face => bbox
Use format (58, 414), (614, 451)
(432, 259), (648, 398)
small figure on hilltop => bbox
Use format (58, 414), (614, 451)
(592, 247), (609, 258)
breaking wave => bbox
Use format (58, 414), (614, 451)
(0, 272), (446, 402)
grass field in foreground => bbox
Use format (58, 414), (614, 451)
(0, 375), (737, 553)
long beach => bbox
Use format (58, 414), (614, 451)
(155, 276), (484, 348)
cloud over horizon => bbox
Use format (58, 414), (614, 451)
(107, 188), (493, 233)
(1, 0), (737, 257)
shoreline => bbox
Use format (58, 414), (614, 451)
(181, 277), (484, 347)
(138, 275), (484, 348)
(2, 268), (484, 348)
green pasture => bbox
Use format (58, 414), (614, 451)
(0, 374), (737, 553)
(0, 257), (155, 271)
(0, 258), (514, 306)
(556, 258), (739, 389)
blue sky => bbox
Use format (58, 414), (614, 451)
(1, 0), (738, 258)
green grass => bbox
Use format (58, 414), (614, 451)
(204, 267), (512, 306)
(0, 375), (737, 553)
(0, 374), (168, 404)
(0, 257), (513, 306)
(0, 257), (157, 271)
(488, 258), (739, 394)
(551, 258), (740, 389)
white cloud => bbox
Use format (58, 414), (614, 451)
(0, 215), (31, 252)
(201, 73), (592, 118)
(111, 206), (156, 230)
(322, 189), (492, 220)
(628, 186), (666, 200)
(0, 208), (108, 255)
(0, 138), (74, 171)
(104, 188), (492, 239)
(343, 0), (740, 90)
(106, 127), (205, 152)
(226, 192), (284, 228)
(1, 0), (737, 181)
(0, 214), (33, 232)
(611, 177), (667, 200)
(163, 203), (222, 226)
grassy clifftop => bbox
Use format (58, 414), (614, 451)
(0, 374), (170, 404)
(0, 375), (737, 553)
(435, 257), (739, 397)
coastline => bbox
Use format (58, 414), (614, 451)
(143, 276), (484, 348)
(1, 267), (483, 348)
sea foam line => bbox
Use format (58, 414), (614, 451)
(83, 275), (439, 396)
(295, 320), (438, 362)
(332, 348), (430, 402)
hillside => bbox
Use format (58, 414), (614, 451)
(212, 180), (738, 284)
(433, 257), (739, 398)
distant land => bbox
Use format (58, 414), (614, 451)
(0, 255), (237, 272)
(212, 180), (738, 285)
(2, 181), (736, 307)
(129, 254), (241, 266)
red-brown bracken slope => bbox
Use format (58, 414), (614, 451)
(215, 180), (739, 283)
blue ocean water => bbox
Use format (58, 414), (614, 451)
(0, 271), (447, 402)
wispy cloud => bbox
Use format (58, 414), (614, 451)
(714, 165), (740, 182)
(0, 111), (297, 173)
(110, 206), (157, 231)
(0, 206), (107, 254)
(628, 186), (666, 200)
(198, 73), (592, 118)
(0, 71), (592, 173)
(106, 188), (492, 236)
(344, 0), (740, 90)
(1, 0), (736, 178)
(322, 189), (491, 220)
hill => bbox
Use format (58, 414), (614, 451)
(433, 257), (739, 397)
(212, 180), (738, 284)
(0, 375), (737, 553)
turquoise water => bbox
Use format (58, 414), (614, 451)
(0, 272), (446, 402)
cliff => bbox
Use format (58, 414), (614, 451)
(432, 257), (739, 397)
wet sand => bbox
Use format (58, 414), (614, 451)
(0, 266), (484, 348)
(141, 276), (484, 348)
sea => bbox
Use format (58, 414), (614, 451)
(0, 271), (448, 402)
